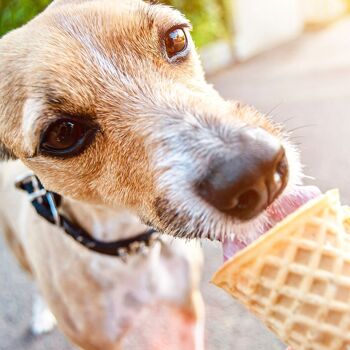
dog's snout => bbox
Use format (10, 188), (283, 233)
(197, 127), (289, 221)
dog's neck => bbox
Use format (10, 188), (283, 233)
(60, 197), (148, 242)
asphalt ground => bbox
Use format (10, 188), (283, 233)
(1, 17), (350, 350)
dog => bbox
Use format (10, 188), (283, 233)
(0, 0), (317, 349)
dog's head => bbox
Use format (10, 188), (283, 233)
(0, 0), (308, 244)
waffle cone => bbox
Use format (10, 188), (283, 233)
(212, 190), (350, 350)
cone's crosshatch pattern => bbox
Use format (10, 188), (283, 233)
(212, 190), (350, 350)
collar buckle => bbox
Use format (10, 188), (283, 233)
(15, 173), (61, 226)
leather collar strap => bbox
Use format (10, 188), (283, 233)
(15, 174), (159, 258)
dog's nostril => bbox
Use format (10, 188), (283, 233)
(234, 190), (260, 214)
(272, 162), (284, 189)
(269, 152), (289, 200)
(276, 156), (288, 180)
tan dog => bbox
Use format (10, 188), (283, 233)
(0, 0), (311, 349)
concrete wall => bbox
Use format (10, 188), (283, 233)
(234, 0), (303, 60)
(233, 0), (347, 60)
(200, 0), (348, 72)
(302, 0), (347, 24)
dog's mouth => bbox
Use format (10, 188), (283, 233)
(222, 185), (321, 261)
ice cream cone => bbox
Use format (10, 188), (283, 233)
(212, 190), (350, 350)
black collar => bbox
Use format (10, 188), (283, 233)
(15, 174), (159, 258)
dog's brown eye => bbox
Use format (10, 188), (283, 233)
(165, 28), (188, 58)
(40, 119), (97, 157)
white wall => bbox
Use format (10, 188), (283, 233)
(302, 0), (347, 24)
(233, 0), (348, 61)
(234, 0), (303, 60)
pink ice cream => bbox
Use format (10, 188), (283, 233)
(223, 186), (321, 261)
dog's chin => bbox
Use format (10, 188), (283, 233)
(222, 185), (322, 261)
(152, 185), (321, 247)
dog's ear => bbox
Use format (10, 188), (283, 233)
(0, 141), (17, 161)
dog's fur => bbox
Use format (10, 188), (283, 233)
(0, 0), (303, 349)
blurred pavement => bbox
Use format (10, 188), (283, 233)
(2, 17), (350, 350)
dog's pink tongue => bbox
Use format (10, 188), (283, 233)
(223, 186), (321, 261)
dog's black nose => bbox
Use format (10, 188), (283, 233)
(197, 127), (289, 221)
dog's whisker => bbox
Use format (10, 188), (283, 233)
(279, 116), (299, 125)
(302, 174), (316, 181)
(265, 102), (283, 116)
(287, 123), (317, 134)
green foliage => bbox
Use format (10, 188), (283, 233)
(162, 0), (228, 47)
(0, 0), (229, 47)
(0, 0), (51, 37)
